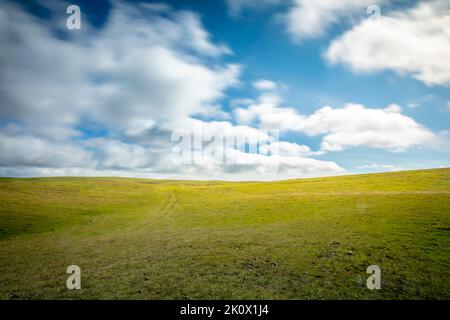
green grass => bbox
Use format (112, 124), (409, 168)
(0, 169), (449, 299)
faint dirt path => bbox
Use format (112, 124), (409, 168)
(128, 187), (178, 234)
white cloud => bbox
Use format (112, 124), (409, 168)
(0, 132), (92, 168)
(0, 0), (240, 138)
(235, 92), (435, 152)
(407, 103), (420, 109)
(220, 149), (343, 179)
(90, 45), (240, 128)
(225, 0), (283, 17)
(83, 138), (153, 170)
(172, 117), (285, 147)
(356, 163), (399, 171)
(284, 0), (383, 42)
(230, 98), (255, 108)
(0, 1), (243, 177)
(166, 146), (344, 181)
(0, 0), (343, 181)
(235, 92), (286, 125)
(175, 10), (232, 56)
(300, 104), (435, 153)
(3, 1), (415, 180)
(325, 0), (450, 86)
(260, 141), (324, 157)
(253, 79), (278, 91)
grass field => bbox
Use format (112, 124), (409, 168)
(0, 168), (449, 299)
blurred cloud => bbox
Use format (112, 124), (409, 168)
(253, 79), (278, 91)
(325, 0), (450, 86)
(225, 0), (284, 17)
(0, 0), (345, 180)
(235, 89), (435, 152)
(284, 0), (384, 42)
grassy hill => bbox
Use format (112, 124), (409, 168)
(0, 168), (449, 299)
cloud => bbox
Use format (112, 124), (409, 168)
(234, 92), (285, 125)
(295, 104), (434, 152)
(259, 141), (325, 157)
(0, 1), (235, 175)
(220, 149), (343, 179)
(230, 98), (255, 108)
(0, 0), (240, 137)
(90, 45), (240, 128)
(165, 146), (343, 181)
(225, 0), (283, 17)
(0, 132), (92, 168)
(253, 79), (278, 91)
(178, 118), (274, 146)
(356, 163), (400, 171)
(174, 10), (232, 56)
(407, 103), (420, 109)
(234, 91), (435, 152)
(325, 0), (450, 86)
(0, 1), (346, 180)
(284, 0), (383, 42)
(83, 138), (154, 170)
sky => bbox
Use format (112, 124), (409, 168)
(0, 0), (449, 180)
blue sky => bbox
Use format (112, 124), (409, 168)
(0, 0), (449, 180)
